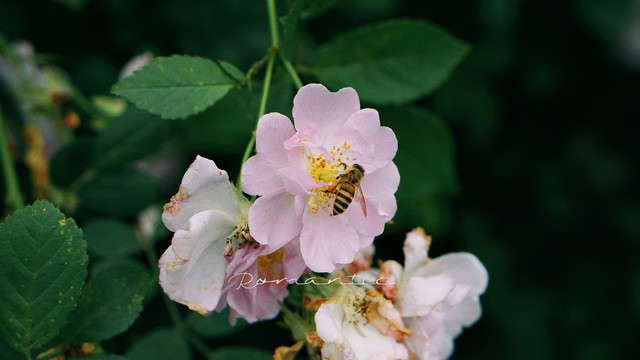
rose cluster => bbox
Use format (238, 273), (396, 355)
(157, 84), (488, 359)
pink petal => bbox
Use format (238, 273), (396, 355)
(324, 127), (375, 166)
(300, 212), (360, 272)
(282, 238), (308, 279)
(292, 84), (360, 143)
(344, 109), (397, 173)
(241, 154), (283, 196)
(248, 190), (302, 249)
(360, 162), (400, 219)
(162, 156), (239, 232)
(344, 196), (387, 237)
(225, 261), (285, 323)
(278, 166), (321, 196)
(255, 112), (295, 166)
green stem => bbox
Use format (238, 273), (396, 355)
(236, 54), (275, 189)
(266, 0), (280, 47)
(184, 328), (213, 359)
(0, 105), (25, 212)
(235, 0), (282, 189)
(278, 51), (303, 89)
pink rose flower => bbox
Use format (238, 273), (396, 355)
(218, 239), (307, 324)
(241, 84), (399, 272)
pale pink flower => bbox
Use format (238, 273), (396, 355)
(241, 84), (399, 273)
(315, 288), (410, 360)
(217, 239), (307, 324)
(159, 156), (307, 322)
(384, 228), (489, 360)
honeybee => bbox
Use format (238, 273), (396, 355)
(329, 164), (367, 217)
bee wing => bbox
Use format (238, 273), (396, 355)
(354, 185), (367, 217)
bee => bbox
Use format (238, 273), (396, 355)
(329, 164), (367, 217)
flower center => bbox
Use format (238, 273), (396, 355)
(224, 221), (258, 262)
(257, 248), (285, 280)
(303, 142), (357, 215)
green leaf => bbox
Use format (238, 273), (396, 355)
(301, 0), (340, 19)
(209, 347), (271, 360)
(0, 200), (88, 355)
(77, 169), (158, 216)
(126, 328), (191, 360)
(51, 0), (87, 12)
(111, 55), (245, 120)
(175, 76), (294, 155)
(380, 106), (458, 234)
(62, 264), (154, 343)
(71, 354), (128, 360)
(83, 218), (140, 258)
(95, 108), (171, 169)
(310, 18), (470, 104)
(185, 307), (248, 338)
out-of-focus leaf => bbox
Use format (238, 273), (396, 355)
(51, 0), (87, 12)
(111, 55), (245, 120)
(50, 137), (96, 187)
(301, 0), (340, 19)
(0, 200), (88, 355)
(281, 0), (311, 54)
(95, 108), (171, 169)
(380, 106), (458, 234)
(77, 169), (158, 216)
(185, 308), (248, 338)
(62, 264), (154, 343)
(70, 355), (128, 360)
(336, 0), (399, 21)
(577, 0), (634, 43)
(175, 76), (293, 155)
(311, 19), (470, 104)
(0, 329), (30, 359)
(126, 328), (191, 360)
(209, 347), (271, 360)
(83, 218), (140, 258)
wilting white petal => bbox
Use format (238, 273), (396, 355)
(159, 209), (234, 314)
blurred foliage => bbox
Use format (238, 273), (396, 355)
(0, 0), (638, 359)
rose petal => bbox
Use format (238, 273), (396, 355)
(158, 209), (233, 314)
(241, 154), (284, 196)
(300, 212), (360, 273)
(360, 162), (400, 218)
(248, 190), (302, 249)
(162, 156), (239, 232)
(397, 272), (456, 317)
(255, 112), (296, 165)
(403, 228), (430, 273)
(292, 84), (360, 143)
(344, 109), (397, 172)
(415, 253), (489, 295)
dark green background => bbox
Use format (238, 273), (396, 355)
(1, 0), (638, 359)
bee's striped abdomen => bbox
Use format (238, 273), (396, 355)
(332, 185), (355, 215)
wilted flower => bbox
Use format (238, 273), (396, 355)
(241, 84), (399, 273)
(382, 228), (489, 360)
(159, 156), (246, 314)
(315, 287), (410, 360)
(159, 156), (306, 322)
